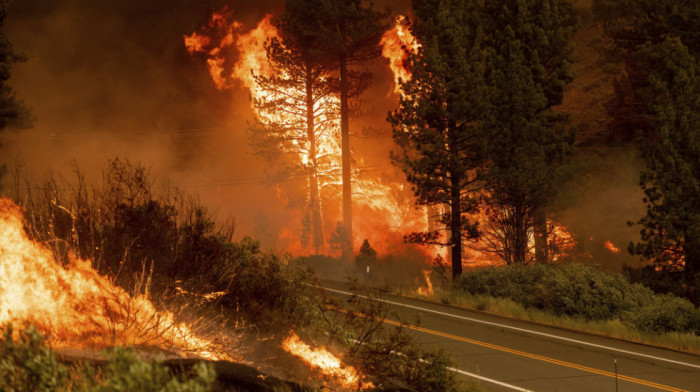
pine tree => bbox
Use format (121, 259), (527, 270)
(307, 0), (388, 260)
(389, 0), (488, 280)
(481, 0), (576, 264)
(0, 0), (29, 131)
(355, 239), (377, 265)
(0, 0), (31, 190)
(248, 4), (339, 254)
(630, 38), (700, 304)
(594, 0), (700, 302)
(592, 0), (700, 139)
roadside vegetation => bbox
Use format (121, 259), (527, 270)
(0, 324), (216, 392)
(1, 158), (479, 392)
(411, 263), (700, 353)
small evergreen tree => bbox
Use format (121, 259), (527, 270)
(355, 239), (377, 265)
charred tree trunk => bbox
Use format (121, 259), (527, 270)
(514, 204), (528, 264)
(448, 127), (463, 280)
(305, 62), (325, 254)
(340, 53), (353, 260)
(308, 173), (324, 254)
(450, 177), (463, 280)
(534, 207), (548, 263)
(685, 244), (699, 305)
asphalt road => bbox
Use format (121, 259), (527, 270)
(317, 280), (700, 392)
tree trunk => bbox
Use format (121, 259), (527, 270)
(308, 174), (324, 254)
(534, 207), (548, 263)
(450, 174), (463, 280)
(685, 245), (699, 305)
(514, 205), (528, 264)
(306, 62), (325, 254)
(340, 54), (353, 260)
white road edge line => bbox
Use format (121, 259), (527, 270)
(447, 366), (533, 392)
(316, 285), (700, 370)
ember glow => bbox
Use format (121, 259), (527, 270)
(281, 331), (373, 390)
(0, 198), (229, 360)
(604, 240), (621, 253)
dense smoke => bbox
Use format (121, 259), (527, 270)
(4, 0), (645, 273)
(5, 0), (307, 244)
(4, 1), (410, 247)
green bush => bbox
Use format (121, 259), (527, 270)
(0, 324), (216, 392)
(0, 324), (70, 392)
(92, 347), (215, 392)
(455, 264), (700, 334)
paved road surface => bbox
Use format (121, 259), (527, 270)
(317, 280), (700, 392)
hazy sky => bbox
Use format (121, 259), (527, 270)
(4, 0), (406, 245)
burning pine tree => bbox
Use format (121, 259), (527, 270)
(248, 6), (342, 254)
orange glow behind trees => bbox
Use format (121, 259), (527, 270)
(185, 9), (576, 267)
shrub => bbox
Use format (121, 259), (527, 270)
(455, 263), (700, 334)
(0, 324), (216, 392)
(338, 284), (480, 392)
(92, 347), (215, 392)
(0, 324), (70, 392)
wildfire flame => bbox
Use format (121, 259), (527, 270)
(185, 10), (430, 256)
(185, 10), (575, 266)
(281, 331), (373, 390)
(416, 269), (434, 296)
(380, 15), (419, 94)
(0, 198), (229, 360)
(604, 240), (621, 254)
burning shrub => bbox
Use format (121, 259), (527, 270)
(6, 159), (320, 335)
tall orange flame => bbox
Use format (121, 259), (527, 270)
(0, 198), (229, 360)
(185, 11), (575, 266)
(380, 15), (420, 94)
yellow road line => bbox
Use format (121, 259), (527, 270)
(380, 318), (689, 392)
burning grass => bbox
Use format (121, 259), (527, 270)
(0, 158), (480, 391)
(282, 331), (374, 390)
(0, 197), (235, 360)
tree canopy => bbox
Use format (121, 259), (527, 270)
(629, 38), (700, 304)
(390, 0), (488, 279)
(480, 0), (576, 264)
(248, 1), (340, 254)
